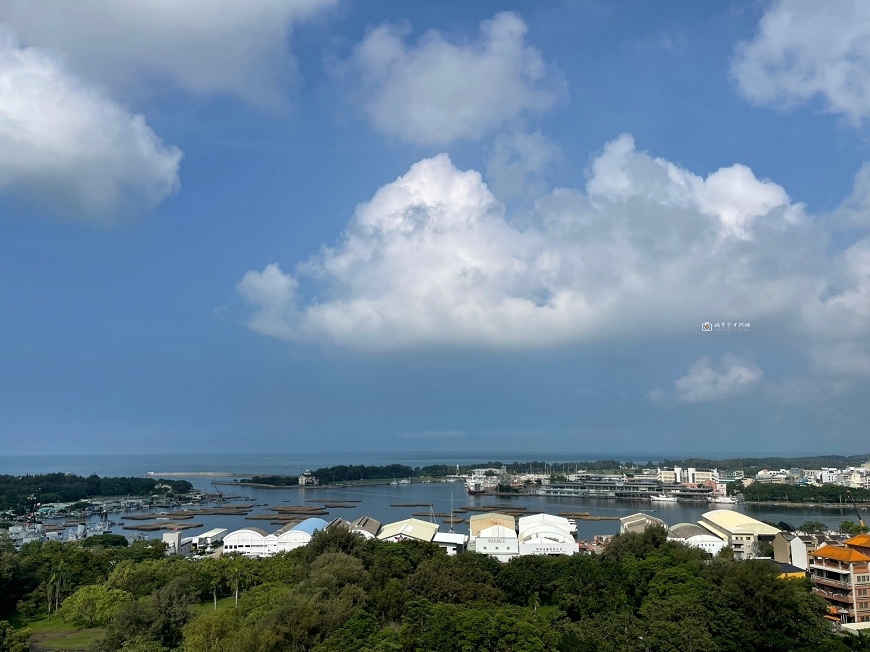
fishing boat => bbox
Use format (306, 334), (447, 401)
(649, 494), (678, 503)
(466, 480), (486, 495)
(708, 495), (738, 504)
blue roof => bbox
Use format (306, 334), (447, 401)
(291, 518), (328, 536)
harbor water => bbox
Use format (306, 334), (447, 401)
(2, 454), (862, 542)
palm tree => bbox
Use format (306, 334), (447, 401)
(52, 562), (70, 614)
(528, 592), (540, 614)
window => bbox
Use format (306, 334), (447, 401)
(860, 602), (869, 610)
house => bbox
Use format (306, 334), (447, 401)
(773, 531), (809, 570)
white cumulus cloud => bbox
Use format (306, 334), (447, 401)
(0, 0), (338, 106)
(733, 0), (870, 122)
(674, 354), (763, 403)
(0, 27), (181, 219)
(341, 12), (565, 145)
(238, 134), (862, 352)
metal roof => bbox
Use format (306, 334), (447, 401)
(669, 523), (713, 539)
(518, 513), (572, 533)
(352, 516), (382, 537)
(290, 518), (329, 536)
(377, 518), (438, 542)
(198, 528), (228, 538)
(476, 524), (517, 539)
(469, 513), (515, 537)
(700, 510), (780, 536)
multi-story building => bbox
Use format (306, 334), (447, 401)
(809, 534), (870, 624)
(656, 467), (719, 484)
(697, 510), (779, 560)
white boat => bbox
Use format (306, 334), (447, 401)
(708, 495), (738, 504)
(649, 494), (678, 502)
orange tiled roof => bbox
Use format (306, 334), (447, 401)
(845, 533), (870, 548)
(811, 545), (870, 563)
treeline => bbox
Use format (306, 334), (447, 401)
(660, 455), (869, 473)
(241, 476), (299, 486)
(740, 482), (870, 503)
(312, 464), (418, 484)
(0, 474), (193, 513)
(4, 525), (866, 652)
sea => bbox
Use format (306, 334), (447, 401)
(0, 453), (859, 541)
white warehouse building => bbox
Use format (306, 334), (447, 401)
(668, 523), (727, 555)
(472, 524), (519, 562)
(222, 518), (329, 558)
(517, 514), (577, 556)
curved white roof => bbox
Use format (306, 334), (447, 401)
(477, 524), (518, 539)
(700, 510), (779, 536)
(519, 524), (574, 543)
(518, 513), (571, 531)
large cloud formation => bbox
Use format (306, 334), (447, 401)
(341, 12), (565, 145)
(674, 354), (763, 403)
(0, 28), (181, 219)
(0, 0), (337, 106)
(733, 0), (870, 121)
(239, 134), (870, 372)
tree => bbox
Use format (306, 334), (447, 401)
(840, 520), (870, 536)
(0, 621), (31, 652)
(799, 521), (828, 533)
(61, 584), (132, 627)
(182, 609), (238, 652)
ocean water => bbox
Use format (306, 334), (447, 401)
(0, 451), (783, 478)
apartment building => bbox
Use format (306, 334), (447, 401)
(809, 534), (870, 624)
(656, 466), (719, 484)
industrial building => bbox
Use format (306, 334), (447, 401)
(222, 517), (328, 557)
(162, 531), (193, 556)
(472, 524), (519, 562)
(469, 513), (515, 537)
(619, 512), (666, 535)
(433, 531), (468, 555)
(377, 518), (438, 543)
(197, 528), (227, 549)
(698, 510), (779, 560)
(668, 523), (727, 555)
(517, 514), (577, 556)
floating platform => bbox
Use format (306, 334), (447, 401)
(390, 503), (432, 507)
(122, 522), (203, 531)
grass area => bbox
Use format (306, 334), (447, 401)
(29, 627), (105, 650)
(9, 612), (103, 651)
(194, 595), (237, 615)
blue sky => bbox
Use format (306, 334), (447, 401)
(2, 0), (870, 457)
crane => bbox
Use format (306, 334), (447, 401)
(25, 490), (40, 524)
(847, 491), (866, 528)
(211, 481), (224, 503)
